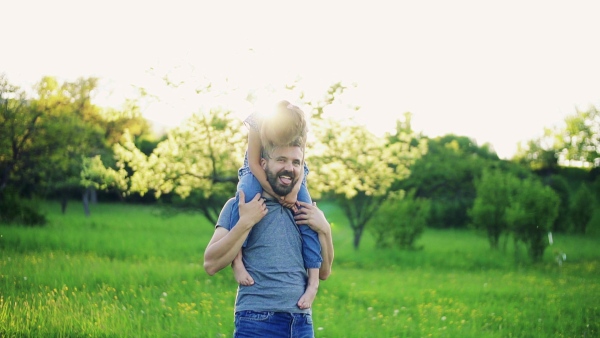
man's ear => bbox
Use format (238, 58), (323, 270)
(260, 157), (267, 169)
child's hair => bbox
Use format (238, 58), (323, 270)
(260, 100), (307, 148)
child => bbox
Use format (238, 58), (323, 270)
(230, 100), (322, 310)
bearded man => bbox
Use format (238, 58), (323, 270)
(203, 139), (334, 338)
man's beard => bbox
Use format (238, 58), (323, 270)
(265, 165), (296, 197)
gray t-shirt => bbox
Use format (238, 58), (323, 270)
(217, 198), (310, 314)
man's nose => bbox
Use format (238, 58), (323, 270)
(284, 161), (293, 171)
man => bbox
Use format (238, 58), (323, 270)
(203, 141), (334, 338)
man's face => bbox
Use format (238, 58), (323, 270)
(262, 146), (303, 197)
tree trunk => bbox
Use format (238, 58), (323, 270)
(82, 188), (91, 217)
(61, 196), (68, 214)
(353, 227), (364, 250)
(90, 187), (97, 204)
(0, 166), (13, 192)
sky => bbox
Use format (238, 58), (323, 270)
(2, 0), (600, 159)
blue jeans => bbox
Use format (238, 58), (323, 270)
(234, 311), (314, 338)
(231, 170), (322, 270)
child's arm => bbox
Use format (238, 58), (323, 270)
(247, 129), (282, 200)
(281, 138), (307, 208)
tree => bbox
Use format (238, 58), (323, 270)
(86, 108), (244, 224)
(33, 77), (105, 212)
(543, 175), (571, 232)
(100, 100), (153, 148)
(469, 169), (514, 249)
(0, 74), (42, 194)
(401, 134), (499, 228)
(555, 106), (599, 167)
(505, 177), (559, 262)
(570, 183), (595, 234)
(308, 116), (425, 249)
(1, 74), (150, 217)
(81, 155), (129, 196)
(0, 75), (98, 206)
(368, 189), (430, 250)
(514, 105), (600, 169)
(513, 130), (559, 174)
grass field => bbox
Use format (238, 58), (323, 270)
(1, 200), (598, 337)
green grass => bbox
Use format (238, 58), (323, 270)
(1, 200), (598, 337)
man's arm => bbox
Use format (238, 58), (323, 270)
(294, 201), (334, 280)
(203, 192), (267, 275)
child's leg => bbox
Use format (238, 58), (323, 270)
(297, 268), (319, 309)
(232, 249), (254, 286)
(296, 177), (323, 309)
(296, 180), (322, 272)
(230, 173), (262, 285)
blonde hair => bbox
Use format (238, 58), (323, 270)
(260, 100), (307, 149)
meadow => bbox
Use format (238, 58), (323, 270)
(0, 201), (598, 338)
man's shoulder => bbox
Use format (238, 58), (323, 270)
(216, 197), (236, 230)
(224, 197), (236, 208)
(218, 197), (236, 213)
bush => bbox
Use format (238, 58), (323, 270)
(368, 190), (430, 250)
(469, 169), (512, 249)
(544, 175), (571, 232)
(0, 191), (47, 226)
(571, 183), (596, 234)
(505, 178), (559, 262)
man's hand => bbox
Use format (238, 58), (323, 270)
(293, 201), (330, 234)
(203, 192), (267, 276)
(239, 191), (267, 227)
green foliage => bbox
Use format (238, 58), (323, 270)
(469, 169), (514, 249)
(0, 74), (150, 210)
(99, 100), (153, 148)
(594, 175), (600, 201)
(571, 183), (596, 234)
(514, 104), (600, 168)
(31, 77), (106, 198)
(505, 178), (560, 262)
(0, 74), (42, 193)
(556, 105), (600, 166)
(0, 191), (47, 226)
(368, 190), (430, 250)
(512, 128), (559, 172)
(402, 134), (499, 229)
(471, 170), (563, 261)
(543, 174), (572, 232)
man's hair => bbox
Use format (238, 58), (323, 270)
(260, 100), (307, 149)
(261, 137), (304, 160)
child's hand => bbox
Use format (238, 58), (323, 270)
(282, 194), (297, 206)
(279, 195), (299, 213)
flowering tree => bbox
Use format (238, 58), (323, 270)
(83, 108), (245, 223)
(307, 117), (426, 249)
